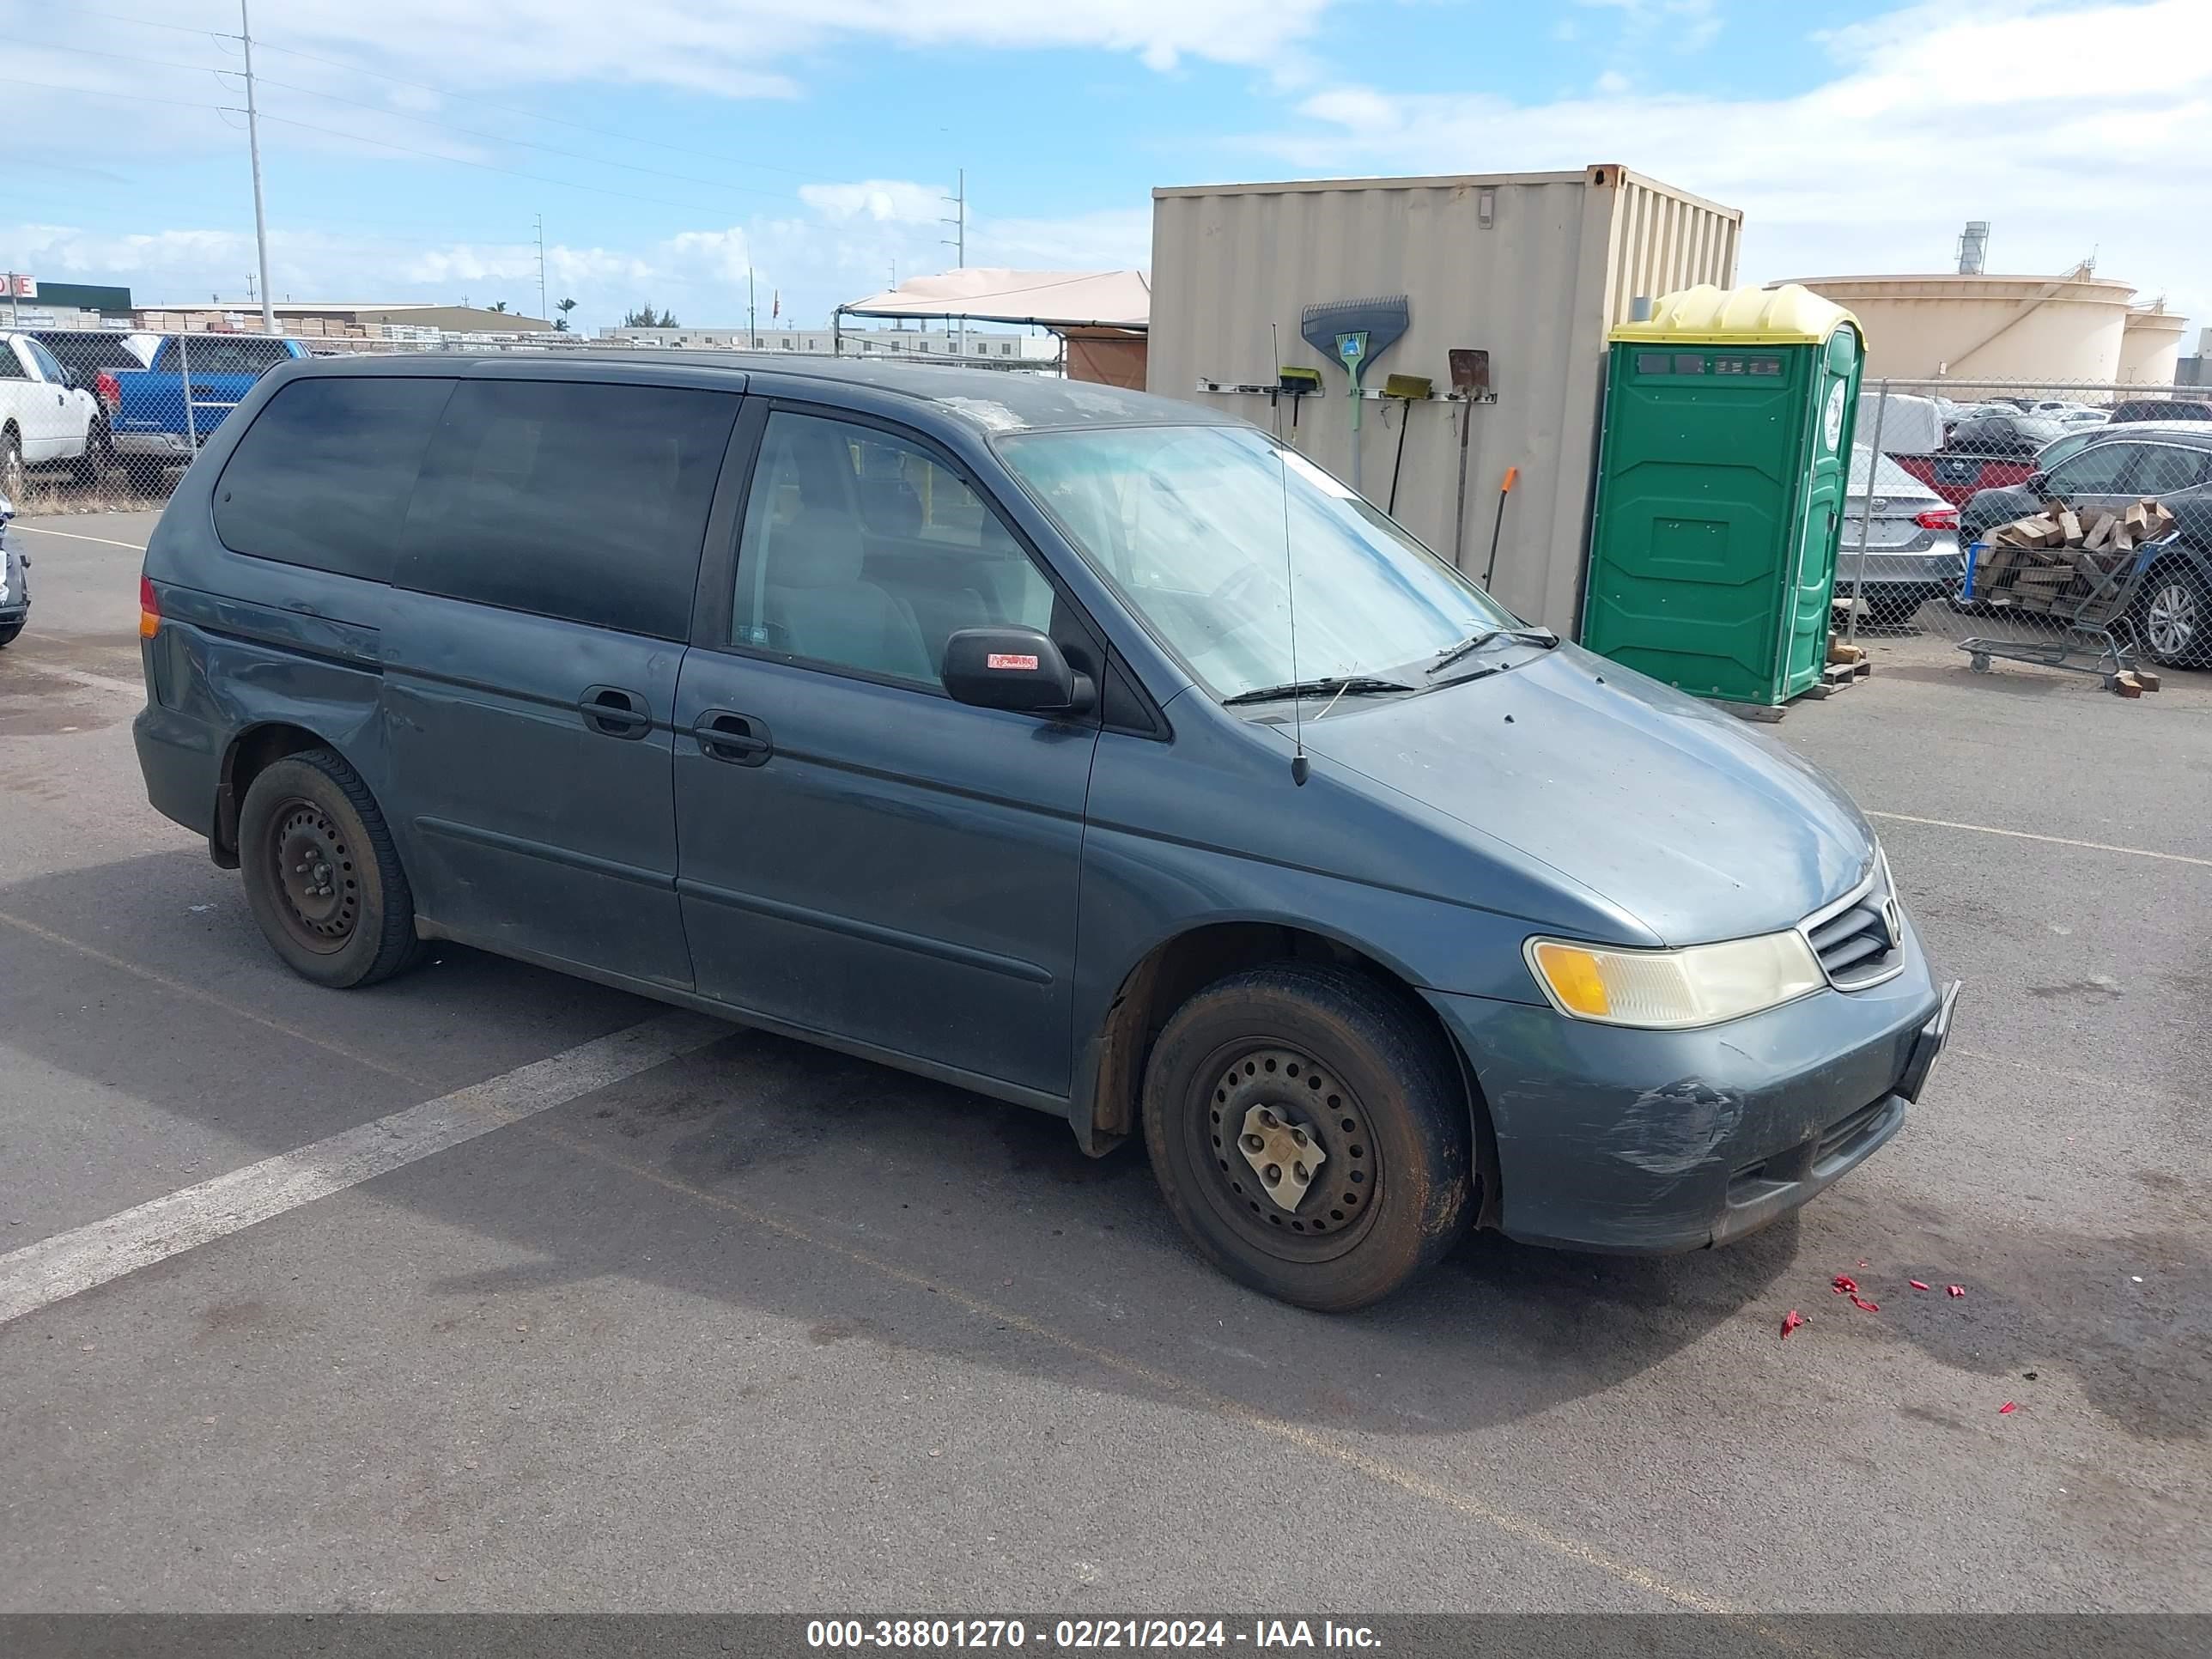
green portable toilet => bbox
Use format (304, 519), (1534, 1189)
(1583, 283), (1865, 708)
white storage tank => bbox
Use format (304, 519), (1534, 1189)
(1782, 272), (2136, 383)
(2118, 304), (2188, 384)
(1147, 167), (1741, 630)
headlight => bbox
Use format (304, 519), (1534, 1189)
(1525, 931), (1825, 1030)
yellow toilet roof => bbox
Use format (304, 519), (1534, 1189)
(1611, 283), (1863, 347)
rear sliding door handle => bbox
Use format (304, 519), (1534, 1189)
(694, 709), (773, 766)
(580, 684), (651, 739)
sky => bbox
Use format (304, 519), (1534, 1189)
(3, 0), (2207, 338)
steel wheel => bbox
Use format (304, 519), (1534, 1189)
(266, 797), (362, 955)
(1186, 1042), (1382, 1264)
(2140, 575), (2202, 665)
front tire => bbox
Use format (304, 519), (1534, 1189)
(1141, 964), (1473, 1311)
(71, 420), (112, 485)
(0, 621), (21, 648)
(238, 748), (421, 988)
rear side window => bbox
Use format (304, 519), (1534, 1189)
(394, 379), (738, 640)
(215, 376), (455, 580)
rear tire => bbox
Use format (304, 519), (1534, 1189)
(0, 622), (21, 648)
(238, 748), (422, 988)
(2132, 564), (2209, 669)
(1, 428), (23, 501)
(1141, 963), (1473, 1311)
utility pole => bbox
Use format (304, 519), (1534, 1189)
(941, 167), (965, 360)
(239, 0), (275, 335)
(747, 267), (757, 345)
(534, 214), (547, 321)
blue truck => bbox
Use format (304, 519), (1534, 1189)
(112, 336), (311, 468)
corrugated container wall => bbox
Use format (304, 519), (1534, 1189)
(1148, 167), (1741, 631)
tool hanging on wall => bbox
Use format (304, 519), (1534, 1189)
(1380, 374), (1431, 515)
(1446, 349), (1491, 571)
(1301, 295), (1410, 496)
(1480, 465), (1518, 592)
(1276, 366), (1322, 436)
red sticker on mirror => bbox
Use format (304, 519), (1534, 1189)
(987, 653), (1040, 671)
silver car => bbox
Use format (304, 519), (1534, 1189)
(1838, 447), (1963, 622)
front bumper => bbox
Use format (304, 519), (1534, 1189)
(1428, 927), (1958, 1255)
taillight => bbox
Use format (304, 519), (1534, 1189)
(94, 369), (121, 413)
(139, 574), (161, 639)
(1916, 507), (1959, 530)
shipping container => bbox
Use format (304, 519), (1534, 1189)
(1147, 167), (1741, 631)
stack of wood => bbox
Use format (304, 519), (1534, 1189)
(1971, 497), (2177, 613)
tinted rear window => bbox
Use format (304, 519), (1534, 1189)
(215, 376), (455, 580)
(33, 331), (143, 374)
(393, 379), (738, 640)
(160, 337), (295, 374)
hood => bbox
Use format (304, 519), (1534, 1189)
(1293, 645), (1875, 945)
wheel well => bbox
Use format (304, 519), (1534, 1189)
(1084, 923), (1500, 1221)
(212, 723), (328, 868)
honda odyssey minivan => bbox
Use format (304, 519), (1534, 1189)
(134, 356), (1957, 1310)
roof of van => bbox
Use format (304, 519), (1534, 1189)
(312, 349), (1232, 437)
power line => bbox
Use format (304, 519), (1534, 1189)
(251, 111), (749, 218)
(244, 69), (799, 202)
(0, 71), (228, 114)
(0, 35), (240, 79)
(79, 7), (829, 184)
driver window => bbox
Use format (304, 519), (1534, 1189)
(733, 411), (1058, 687)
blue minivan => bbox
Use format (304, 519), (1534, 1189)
(134, 356), (1957, 1309)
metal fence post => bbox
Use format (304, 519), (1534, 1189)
(178, 331), (199, 455)
(1844, 377), (1888, 649)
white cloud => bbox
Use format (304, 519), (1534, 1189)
(1247, 0), (2212, 331)
(1594, 70), (1631, 94)
(798, 180), (948, 225)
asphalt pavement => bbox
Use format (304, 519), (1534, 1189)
(1, 507), (2206, 1615)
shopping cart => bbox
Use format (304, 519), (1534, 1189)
(1956, 532), (2173, 690)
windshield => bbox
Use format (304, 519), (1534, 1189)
(997, 423), (1514, 701)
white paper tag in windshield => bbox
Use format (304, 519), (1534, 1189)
(1279, 450), (1358, 500)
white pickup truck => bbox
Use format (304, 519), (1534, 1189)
(0, 331), (100, 497)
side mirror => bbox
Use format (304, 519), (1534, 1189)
(2023, 471), (2049, 495)
(942, 626), (1095, 717)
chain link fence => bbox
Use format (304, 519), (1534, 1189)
(1839, 376), (2212, 682)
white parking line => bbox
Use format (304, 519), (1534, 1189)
(1865, 809), (2212, 869)
(0, 1011), (730, 1328)
(9, 523), (149, 550)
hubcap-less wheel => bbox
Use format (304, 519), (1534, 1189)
(269, 799), (360, 953)
(2143, 580), (2198, 660)
(1192, 1044), (1378, 1261)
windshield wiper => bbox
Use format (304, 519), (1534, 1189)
(1221, 675), (1414, 708)
(1425, 625), (1559, 675)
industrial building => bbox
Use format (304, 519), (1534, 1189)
(133, 301), (555, 338)
(1787, 270), (2189, 385)
(600, 325), (1053, 362)
(1148, 166), (1742, 632)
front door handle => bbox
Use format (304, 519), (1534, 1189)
(580, 684), (651, 739)
(695, 708), (773, 766)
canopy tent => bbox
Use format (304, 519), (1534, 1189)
(836, 268), (1150, 331)
(834, 268), (1150, 386)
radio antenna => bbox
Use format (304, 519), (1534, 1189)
(1279, 443), (1309, 786)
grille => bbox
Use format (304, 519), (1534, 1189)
(1802, 863), (1905, 989)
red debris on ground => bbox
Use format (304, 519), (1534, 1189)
(1910, 1280), (1931, 1291)
(1998, 1401), (2018, 1415)
(1948, 1285), (1966, 1297)
(1830, 1273), (1878, 1310)
(1781, 1310), (1805, 1340)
